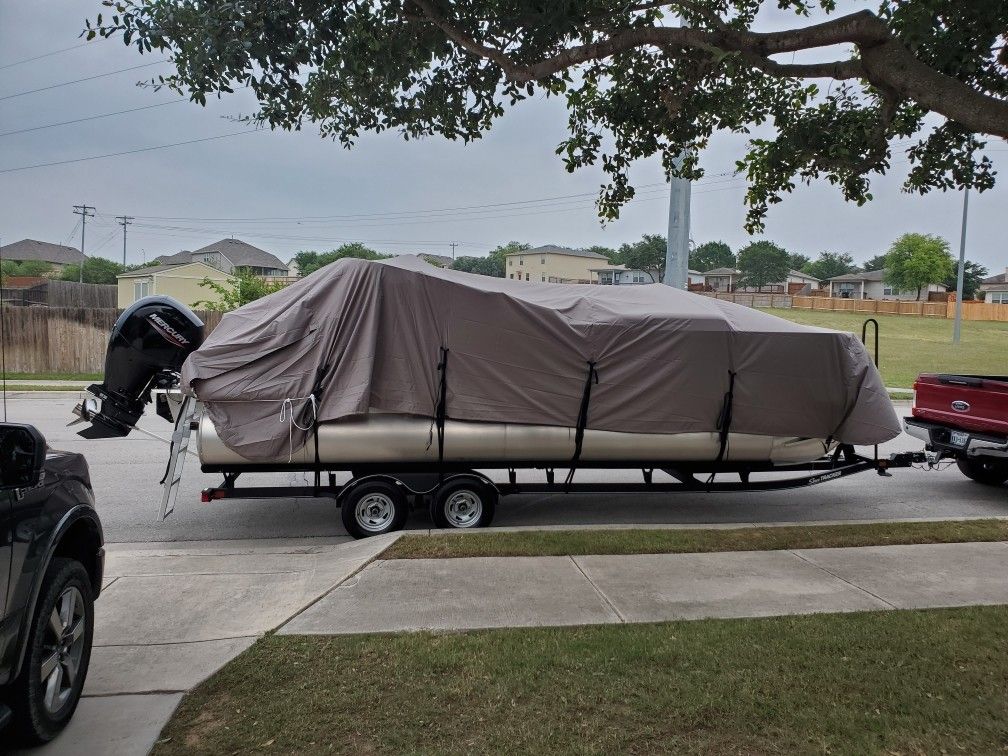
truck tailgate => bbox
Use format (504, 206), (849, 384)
(912, 374), (1008, 435)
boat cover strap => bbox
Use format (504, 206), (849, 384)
(435, 347), (450, 479)
(706, 370), (737, 488)
(565, 360), (599, 488)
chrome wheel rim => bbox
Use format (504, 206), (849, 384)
(355, 493), (396, 533)
(40, 586), (86, 715)
(444, 490), (482, 528)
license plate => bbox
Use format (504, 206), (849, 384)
(950, 430), (969, 447)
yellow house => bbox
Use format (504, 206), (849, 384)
(116, 261), (233, 309)
(504, 245), (609, 284)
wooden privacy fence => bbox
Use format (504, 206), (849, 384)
(701, 292), (794, 308)
(946, 300), (1008, 322)
(0, 307), (223, 374)
(794, 296), (951, 318)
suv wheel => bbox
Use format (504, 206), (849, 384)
(957, 457), (1008, 486)
(8, 558), (94, 745)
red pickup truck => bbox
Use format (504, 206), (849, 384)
(905, 374), (1008, 486)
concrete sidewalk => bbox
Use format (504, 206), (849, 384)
(281, 540), (1008, 635)
(23, 535), (395, 756)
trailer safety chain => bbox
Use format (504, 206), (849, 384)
(565, 360), (599, 489)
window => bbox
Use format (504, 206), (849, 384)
(836, 282), (856, 298)
(990, 291), (1007, 304)
(631, 271), (646, 283)
(883, 285), (896, 296)
(133, 279), (150, 301)
(541, 275), (545, 281)
(508, 259), (513, 266)
(519, 257), (523, 265)
(541, 257), (545, 264)
(525, 273), (530, 281)
(509, 274), (514, 279)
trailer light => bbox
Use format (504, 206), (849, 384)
(201, 491), (212, 502)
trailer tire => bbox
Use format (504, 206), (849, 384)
(431, 480), (496, 530)
(341, 481), (409, 538)
(956, 457), (1008, 486)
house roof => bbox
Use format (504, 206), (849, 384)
(0, 239), (84, 265)
(702, 267), (740, 276)
(117, 261), (232, 279)
(505, 245), (609, 260)
(157, 238), (287, 272)
(980, 270), (1008, 287)
(788, 269), (819, 280)
(828, 269), (885, 282)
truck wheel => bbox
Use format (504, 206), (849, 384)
(956, 457), (1008, 486)
(431, 480), (496, 529)
(8, 558), (94, 745)
(341, 481), (408, 538)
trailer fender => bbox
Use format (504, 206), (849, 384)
(338, 471), (499, 507)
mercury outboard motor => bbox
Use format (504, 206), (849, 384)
(73, 296), (204, 438)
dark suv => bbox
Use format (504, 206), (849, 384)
(0, 424), (103, 745)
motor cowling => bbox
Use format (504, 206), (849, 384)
(74, 296), (204, 438)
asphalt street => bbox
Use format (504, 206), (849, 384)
(11, 393), (1007, 544)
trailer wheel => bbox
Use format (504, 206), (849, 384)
(341, 481), (409, 538)
(956, 457), (1008, 486)
(431, 480), (496, 530)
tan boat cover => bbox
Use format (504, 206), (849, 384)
(181, 255), (901, 461)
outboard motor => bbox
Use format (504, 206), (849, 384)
(73, 296), (204, 438)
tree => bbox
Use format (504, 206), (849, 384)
(805, 252), (858, 282)
(690, 241), (734, 272)
(195, 270), (289, 311)
(943, 260), (989, 300)
(59, 257), (126, 285)
(737, 241), (789, 291)
(294, 243), (388, 277)
(883, 233), (955, 300)
(92, 3), (1008, 234)
(618, 234), (666, 282)
(787, 253), (811, 272)
(862, 254), (888, 272)
(451, 255), (504, 277)
(0, 260), (54, 283)
(579, 246), (618, 264)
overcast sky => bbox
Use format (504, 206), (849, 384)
(1, 1), (1005, 273)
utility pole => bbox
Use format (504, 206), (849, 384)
(116, 215), (134, 265)
(72, 204), (95, 284)
(952, 186), (969, 344)
(450, 242), (459, 260)
(664, 154), (691, 289)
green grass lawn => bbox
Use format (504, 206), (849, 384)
(382, 519), (1008, 559)
(763, 308), (1008, 388)
(153, 606), (1008, 755)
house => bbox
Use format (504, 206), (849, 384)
(0, 239), (84, 274)
(116, 261), (233, 309)
(589, 263), (656, 285)
(826, 269), (948, 300)
(286, 257), (301, 278)
(700, 268), (819, 294)
(978, 268), (1008, 304)
(155, 238), (288, 278)
(504, 245), (608, 283)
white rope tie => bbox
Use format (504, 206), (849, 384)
(279, 394), (317, 463)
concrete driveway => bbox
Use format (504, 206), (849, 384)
(21, 535), (395, 755)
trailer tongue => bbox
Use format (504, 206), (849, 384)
(70, 258), (922, 538)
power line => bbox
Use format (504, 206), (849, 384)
(126, 172), (742, 224)
(72, 204), (96, 286)
(0, 99), (187, 138)
(0, 41), (95, 70)
(0, 60), (166, 102)
(0, 130), (261, 174)
(116, 215), (134, 265)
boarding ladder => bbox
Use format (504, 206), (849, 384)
(158, 394), (197, 521)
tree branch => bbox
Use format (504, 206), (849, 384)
(407, 2), (1008, 139)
